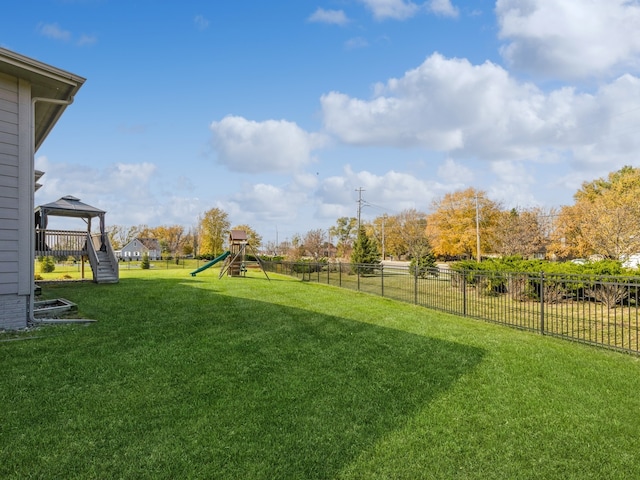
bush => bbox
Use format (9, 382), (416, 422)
(141, 253), (150, 270)
(261, 255), (285, 262)
(292, 260), (325, 274)
(410, 253), (438, 278)
(39, 256), (55, 273)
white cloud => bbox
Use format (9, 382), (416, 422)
(37, 23), (72, 42)
(33, 157), (203, 228)
(437, 158), (473, 184)
(308, 8), (349, 25)
(37, 22), (96, 46)
(358, 0), (422, 20)
(485, 160), (539, 209)
(76, 34), (97, 46)
(428, 0), (458, 18)
(316, 165), (447, 218)
(321, 53), (542, 155)
(320, 52), (640, 173)
(496, 0), (640, 79)
(490, 160), (533, 186)
(293, 172), (319, 190)
(194, 14), (210, 30)
(345, 37), (369, 50)
(35, 158), (157, 199)
(222, 183), (310, 229)
(210, 115), (326, 174)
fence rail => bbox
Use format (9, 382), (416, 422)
(262, 261), (640, 355)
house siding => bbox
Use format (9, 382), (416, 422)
(0, 296), (27, 330)
(119, 238), (161, 260)
(0, 71), (26, 329)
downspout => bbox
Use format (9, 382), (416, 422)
(29, 96), (74, 323)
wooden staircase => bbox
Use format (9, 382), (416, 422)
(94, 250), (119, 283)
(88, 234), (119, 284)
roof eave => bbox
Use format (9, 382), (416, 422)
(0, 48), (86, 150)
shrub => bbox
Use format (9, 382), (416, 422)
(409, 253), (438, 279)
(292, 260), (325, 274)
(141, 253), (150, 270)
(39, 256), (55, 273)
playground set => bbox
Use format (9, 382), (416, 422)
(190, 230), (270, 281)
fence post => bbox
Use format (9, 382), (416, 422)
(414, 266), (418, 305)
(381, 264), (384, 297)
(540, 272), (545, 335)
(339, 262), (342, 287)
(357, 264), (361, 291)
(463, 272), (467, 316)
(317, 262), (320, 283)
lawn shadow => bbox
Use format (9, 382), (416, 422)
(14, 276), (486, 479)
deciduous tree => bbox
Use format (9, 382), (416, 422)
(286, 234), (305, 261)
(396, 209), (431, 260)
(548, 166), (640, 260)
(426, 188), (501, 260)
(492, 207), (550, 258)
(198, 208), (230, 256)
(303, 229), (326, 259)
(151, 225), (185, 256)
(231, 224), (262, 250)
(329, 217), (358, 259)
(370, 215), (404, 260)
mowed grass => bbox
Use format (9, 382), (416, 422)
(2, 268), (640, 479)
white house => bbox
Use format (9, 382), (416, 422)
(119, 237), (162, 261)
(0, 48), (85, 329)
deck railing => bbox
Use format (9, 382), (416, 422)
(263, 261), (640, 355)
(34, 229), (88, 258)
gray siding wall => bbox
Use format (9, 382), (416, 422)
(0, 296), (27, 330)
(0, 72), (27, 329)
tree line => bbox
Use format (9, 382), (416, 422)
(106, 208), (262, 260)
(107, 166), (640, 266)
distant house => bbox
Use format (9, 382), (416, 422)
(0, 48), (85, 330)
(119, 238), (162, 261)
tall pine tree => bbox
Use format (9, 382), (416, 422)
(351, 226), (380, 273)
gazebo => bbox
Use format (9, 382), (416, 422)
(34, 196), (118, 283)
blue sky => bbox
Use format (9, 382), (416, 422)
(4, 0), (640, 244)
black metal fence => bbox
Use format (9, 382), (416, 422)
(262, 261), (640, 355)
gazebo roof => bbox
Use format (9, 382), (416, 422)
(35, 195), (105, 218)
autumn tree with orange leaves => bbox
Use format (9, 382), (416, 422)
(426, 188), (501, 260)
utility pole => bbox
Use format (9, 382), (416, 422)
(382, 213), (387, 261)
(475, 193), (481, 262)
(356, 187), (365, 231)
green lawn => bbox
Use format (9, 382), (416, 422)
(2, 267), (640, 479)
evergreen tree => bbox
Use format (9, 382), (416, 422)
(351, 226), (380, 272)
(410, 251), (438, 278)
(38, 256), (56, 273)
(140, 252), (150, 270)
